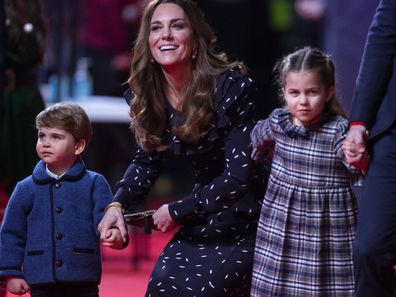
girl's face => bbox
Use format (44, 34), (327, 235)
(148, 3), (196, 72)
(36, 126), (85, 175)
(283, 70), (334, 127)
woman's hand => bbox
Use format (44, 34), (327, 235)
(98, 205), (128, 248)
(6, 277), (30, 295)
(152, 204), (178, 232)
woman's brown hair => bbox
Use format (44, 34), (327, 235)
(129, 0), (244, 151)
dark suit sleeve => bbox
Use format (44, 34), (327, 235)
(350, 0), (396, 127)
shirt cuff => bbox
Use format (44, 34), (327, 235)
(349, 121), (368, 129)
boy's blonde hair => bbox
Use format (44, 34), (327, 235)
(35, 102), (92, 154)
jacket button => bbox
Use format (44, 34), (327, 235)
(55, 260), (63, 267)
(56, 233), (63, 240)
(54, 183), (61, 188)
(55, 207), (62, 213)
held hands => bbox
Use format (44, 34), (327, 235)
(102, 227), (125, 250)
(98, 205), (128, 249)
(343, 125), (369, 172)
(152, 204), (177, 232)
(6, 277), (30, 295)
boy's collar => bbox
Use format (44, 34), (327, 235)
(32, 159), (86, 184)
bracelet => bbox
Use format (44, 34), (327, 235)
(104, 202), (125, 214)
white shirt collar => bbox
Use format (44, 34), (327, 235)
(46, 165), (66, 180)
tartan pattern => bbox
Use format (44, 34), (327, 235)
(251, 109), (358, 296)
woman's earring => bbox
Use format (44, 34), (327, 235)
(151, 58), (155, 63)
(192, 48), (197, 60)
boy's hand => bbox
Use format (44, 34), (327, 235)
(101, 226), (128, 250)
(6, 277), (30, 295)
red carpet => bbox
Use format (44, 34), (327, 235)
(6, 229), (173, 297)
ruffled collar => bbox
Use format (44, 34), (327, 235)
(275, 108), (330, 138)
(161, 69), (253, 156)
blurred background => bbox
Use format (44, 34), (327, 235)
(0, 0), (380, 296)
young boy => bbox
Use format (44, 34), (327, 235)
(0, 102), (121, 297)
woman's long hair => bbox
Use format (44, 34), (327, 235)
(129, 0), (244, 151)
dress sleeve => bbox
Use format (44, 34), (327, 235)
(168, 73), (258, 221)
(113, 146), (163, 211)
(250, 118), (274, 161)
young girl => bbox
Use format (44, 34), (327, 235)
(250, 47), (364, 296)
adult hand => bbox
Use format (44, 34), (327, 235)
(98, 206), (128, 245)
(6, 277), (30, 295)
(152, 204), (177, 232)
(344, 124), (368, 165)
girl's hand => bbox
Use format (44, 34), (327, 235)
(6, 277), (30, 295)
(152, 204), (177, 232)
(343, 139), (369, 173)
(343, 125), (368, 164)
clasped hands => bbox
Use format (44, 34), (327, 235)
(342, 125), (369, 172)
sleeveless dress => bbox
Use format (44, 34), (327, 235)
(114, 69), (267, 296)
(250, 108), (360, 297)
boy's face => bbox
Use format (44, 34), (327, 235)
(36, 126), (86, 175)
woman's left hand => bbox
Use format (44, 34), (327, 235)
(152, 204), (178, 232)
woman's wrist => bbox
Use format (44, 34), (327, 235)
(104, 202), (125, 214)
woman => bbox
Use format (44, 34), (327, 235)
(99, 0), (266, 295)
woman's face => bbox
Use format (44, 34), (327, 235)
(148, 3), (196, 71)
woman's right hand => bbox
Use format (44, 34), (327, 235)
(98, 206), (128, 247)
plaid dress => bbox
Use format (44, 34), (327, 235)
(250, 108), (359, 297)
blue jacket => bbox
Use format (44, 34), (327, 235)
(0, 159), (113, 285)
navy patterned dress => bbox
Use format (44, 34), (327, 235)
(250, 108), (360, 297)
(114, 69), (267, 296)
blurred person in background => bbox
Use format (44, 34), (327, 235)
(78, 0), (145, 97)
(0, 0), (47, 199)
